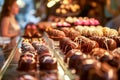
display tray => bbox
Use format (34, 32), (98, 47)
(0, 33), (74, 80)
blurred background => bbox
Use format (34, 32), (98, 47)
(0, 0), (119, 29)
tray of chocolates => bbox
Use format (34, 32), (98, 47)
(2, 20), (120, 80)
(1, 29), (74, 80)
(43, 25), (120, 80)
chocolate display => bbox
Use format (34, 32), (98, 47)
(43, 22), (120, 80)
(5, 15), (120, 80)
(43, 19), (120, 80)
(18, 38), (58, 73)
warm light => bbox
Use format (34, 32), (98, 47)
(16, 0), (25, 8)
(47, 0), (60, 8)
(47, 1), (56, 8)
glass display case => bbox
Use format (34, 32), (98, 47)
(0, 33), (74, 80)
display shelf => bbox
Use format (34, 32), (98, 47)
(0, 33), (74, 80)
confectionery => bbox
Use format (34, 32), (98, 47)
(17, 53), (37, 72)
(36, 45), (52, 58)
(1, 0), (120, 80)
(60, 28), (81, 40)
(90, 36), (117, 50)
(59, 37), (79, 54)
(74, 36), (99, 53)
(21, 42), (35, 53)
(46, 29), (66, 40)
(90, 48), (110, 59)
(39, 56), (57, 71)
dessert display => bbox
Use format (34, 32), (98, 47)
(2, 4), (120, 79)
(18, 39), (58, 71)
(16, 36), (59, 79)
(37, 18), (120, 79)
(32, 16), (120, 79)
